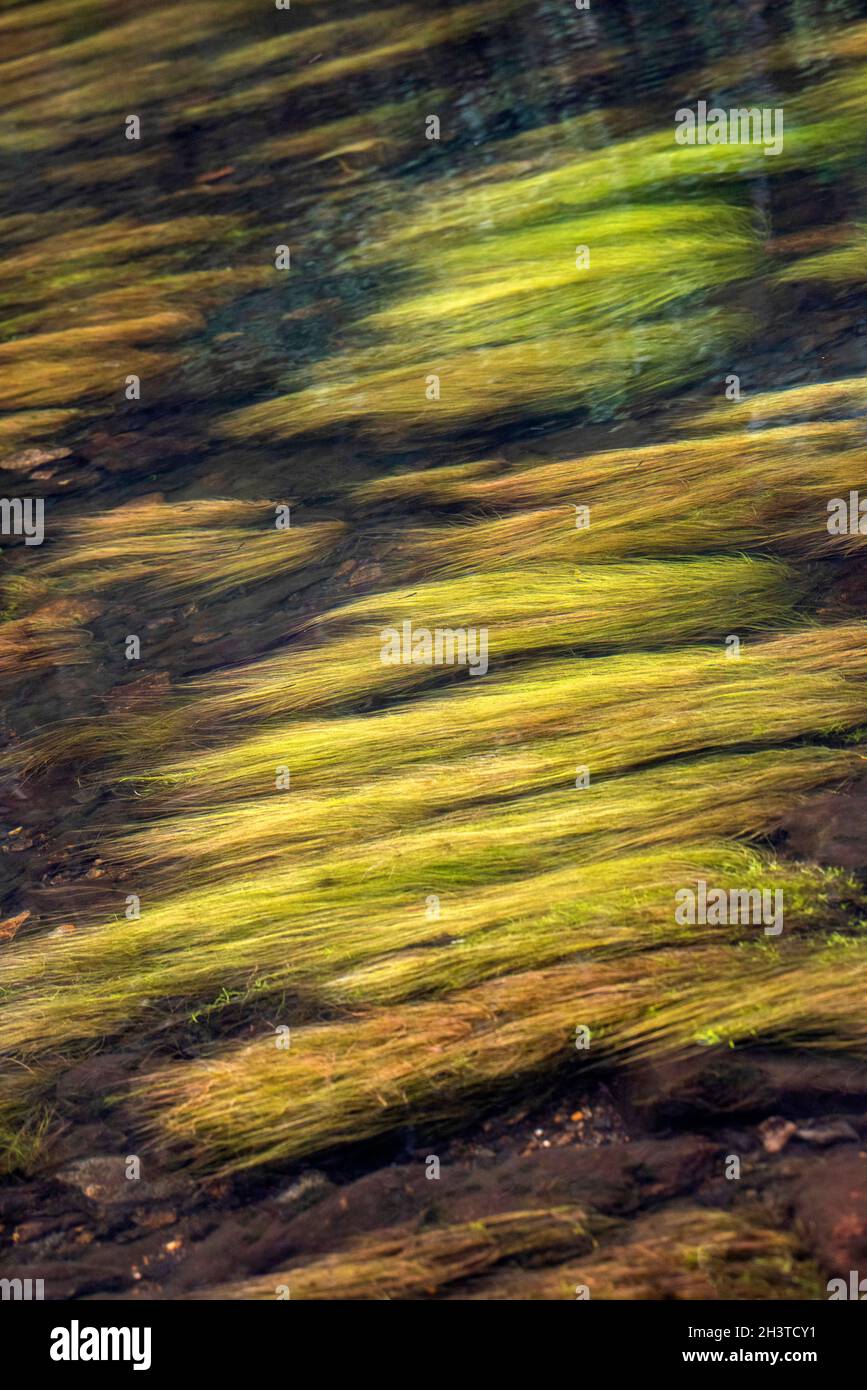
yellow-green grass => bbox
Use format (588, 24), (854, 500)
(362, 203), (761, 342)
(4, 506), (345, 607)
(365, 72), (867, 257)
(684, 378), (867, 431)
(192, 1207), (598, 1300)
(1, 269), (269, 342)
(0, 216), (247, 305)
(0, 1069), (57, 1179)
(220, 309), (745, 441)
(693, 16), (867, 90)
(0, 346), (176, 410)
(3, 0), (867, 1200)
(107, 743), (861, 893)
(0, 215), (264, 409)
(354, 419), (861, 509)
(0, 212), (264, 408)
(136, 936), (867, 1172)
(463, 1207), (823, 1301)
(778, 225), (867, 286)
(6, 553), (806, 778)
(0, 764), (859, 1062)
(221, 192), (759, 442)
(129, 623), (867, 810)
(391, 431), (867, 571)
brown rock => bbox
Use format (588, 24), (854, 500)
(758, 1116), (797, 1154)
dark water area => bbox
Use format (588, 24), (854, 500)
(4, 0), (867, 1305)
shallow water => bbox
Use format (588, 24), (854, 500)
(4, 0), (867, 1303)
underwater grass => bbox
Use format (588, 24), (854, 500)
(220, 310), (746, 441)
(7, 553), (805, 776)
(354, 419), (862, 510)
(0, 595), (99, 684)
(0, 0), (523, 153)
(4, 2), (867, 1200)
(0, 214), (265, 414)
(685, 378), (867, 431)
(777, 225), (867, 287)
(192, 555), (804, 720)
(391, 428), (867, 571)
(0, 408), (81, 457)
(192, 1206), (597, 1300)
(221, 198), (760, 439)
(107, 745), (861, 892)
(0, 782), (859, 1064)
(199, 1206), (820, 1301)
(4, 506), (345, 607)
(127, 623), (867, 810)
(254, 92), (448, 171)
(464, 1206), (823, 1301)
(210, 45), (867, 444)
(135, 936), (867, 1172)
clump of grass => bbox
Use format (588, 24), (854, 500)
(354, 419), (861, 511)
(108, 745), (861, 893)
(778, 225), (867, 286)
(0, 1107), (54, 1180)
(465, 1206), (824, 1300)
(132, 623), (867, 810)
(219, 168), (767, 446)
(192, 1206), (597, 1300)
(5, 505), (345, 607)
(1, 819), (859, 1066)
(389, 423), (867, 571)
(5, 0), (867, 1200)
(12, 553), (799, 773)
(220, 310), (745, 442)
(685, 378), (867, 431)
(0, 215), (264, 413)
(188, 555), (803, 723)
(135, 937), (867, 1172)
(0, 345), (175, 410)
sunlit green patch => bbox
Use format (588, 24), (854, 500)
(108, 740), (860, 896)
(0, 758), (858, 1063)
(129, 624), (867, 811)
(222, 192), (760, 441)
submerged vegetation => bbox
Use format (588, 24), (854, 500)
(3, 0), (867, 1300)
